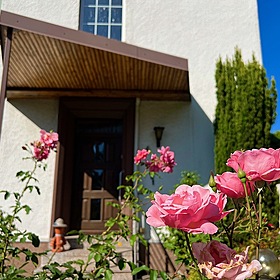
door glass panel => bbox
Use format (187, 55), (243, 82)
(93, 142), (105, 161)
(90, 199), (101, 220)
(91, 169), (104, 190)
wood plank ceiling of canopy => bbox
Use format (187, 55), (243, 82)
(0, 11), (190, 101)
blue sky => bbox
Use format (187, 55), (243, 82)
(257, 0), (280, 132)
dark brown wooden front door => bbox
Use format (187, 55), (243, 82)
(54, 98), (135, 235)
(71, 119), (122, 233)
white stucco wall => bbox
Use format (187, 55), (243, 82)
(124, 0), (262, 121)
(0, 99), (59, 241)
(2, 0), (80, 29)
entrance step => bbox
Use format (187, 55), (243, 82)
(37, 236), (133, 280)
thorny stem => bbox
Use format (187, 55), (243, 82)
(242, 182), (257, 240)
(255, 191), (262, 280)
(185, 232), (203, 280)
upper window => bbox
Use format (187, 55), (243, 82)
(80, 0), (122, 41)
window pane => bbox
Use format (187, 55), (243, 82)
(111, 8), (122, 23)
(98, 0), (109, 5)
(90, 199), (101, 220)
(98, 7), (109, 23)
(110, 26), (121, 40)
(83, 7), (95, 22)
(82, 25), (94, 33)
(97, 25), (108, 37)
(112, 0), (122, 5)
(84, 0), (96, 5)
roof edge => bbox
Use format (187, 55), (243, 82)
(0, 10), (189, 71)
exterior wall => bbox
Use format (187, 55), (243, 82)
(0, 99), (59, 241)
(124, 0), (262, 121)
(2, 0), (80, 29)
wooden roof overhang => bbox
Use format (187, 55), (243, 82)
(0, 11), (190, 134)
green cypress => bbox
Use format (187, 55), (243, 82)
(214, 48), (277, 174)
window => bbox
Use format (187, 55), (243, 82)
(80, 0), (122, 41)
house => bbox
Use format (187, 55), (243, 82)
(0, 0), (262, 270)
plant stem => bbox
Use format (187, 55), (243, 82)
(0, 161), (37, 275)
(242, 182), (257, 240)
(255, 190), (262, 280)
(185, 232), (203, 280)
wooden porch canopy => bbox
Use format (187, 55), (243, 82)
(0, 10), (190, 100)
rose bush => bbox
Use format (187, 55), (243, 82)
(146, 184), (231, 234)
(192, 241), (262, 280)
(146, 147), (280, 279)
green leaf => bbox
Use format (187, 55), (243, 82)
(24, 205), (32, 214)
(31, 253), (39, 265)
(160, 271), (168, 280)
(118, 258), (125, 270)
(129, 234), (137, 246)
(132, 265), (149, 275)
(4, 191), (10, 200)
(150, 270), (158, 280)
(74, 259), (85, 266)
(29, 233), (40, 247)
(94, 253), (101, 263)
(105, 269), (113, 280)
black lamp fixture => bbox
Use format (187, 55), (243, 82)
(154, 126), (164, 147)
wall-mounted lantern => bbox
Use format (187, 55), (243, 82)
(154, 126), (164, 147)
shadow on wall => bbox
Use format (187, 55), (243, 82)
(187, 95), (214, 185)
(9, 99), (59, 131)
(139, 96), (214, 187)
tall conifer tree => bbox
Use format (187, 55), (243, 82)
(214, 48), (277, 174)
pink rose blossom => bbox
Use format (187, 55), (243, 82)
(158, 146), (176, 173)
(134, 146), (176, 173)
(40, 129), (59, 149)
(32, 130), (59, 161)
(227, 148), (280, 182)
(146, 185), (231, 234)
(32, 140), (50, 161)
(134, 149), (151, 164)
(215, 172), (255, 199)
(192, 241), (262, 280)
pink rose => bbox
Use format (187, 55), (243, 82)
(146, 185), (231, 234)
(40, 129), (58, 149)
(215, 172), (255, 199)
(32, 140), (50, 161)
(192, 241), (262, 280)
(227, 148), (280, 182)
(134, 146), (176, 174)
(158, 146), (176, 173)
(32, 130), (59, 161)
(134, 149), (150, 164)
